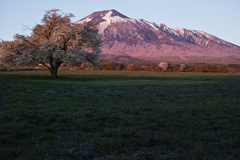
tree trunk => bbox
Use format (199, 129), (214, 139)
(51, 67), (58, 77)
(49, 60), (62, 77)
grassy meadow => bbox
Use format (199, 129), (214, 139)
(0, 70), (239, 159)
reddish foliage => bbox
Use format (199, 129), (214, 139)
(3, 62), (240, 73)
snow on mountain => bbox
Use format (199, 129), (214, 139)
(98, 11), (129, 34)
(76, 10), (163, 34)
(75, 9), (240, 64)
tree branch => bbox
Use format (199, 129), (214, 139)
(16, 50), (23, 55)
(32, 58), (51, 71)
(21, 24), (33, 32)
(14, 50), (51, 71)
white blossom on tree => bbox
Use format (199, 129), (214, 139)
(0, 9), (102, 77)
(159, 62), (168, 71)
(180, 64), (185, 71)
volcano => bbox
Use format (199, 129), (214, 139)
(76, 9), (240, 64)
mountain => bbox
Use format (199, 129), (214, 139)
(76, 9), (240, 64)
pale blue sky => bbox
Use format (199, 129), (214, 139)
(0, 0), (239, 46)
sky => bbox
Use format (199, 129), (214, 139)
(0, 0), (239, 46)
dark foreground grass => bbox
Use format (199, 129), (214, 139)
(0, 70), (239, 159)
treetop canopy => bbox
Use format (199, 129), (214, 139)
(0, 9), (102, 77)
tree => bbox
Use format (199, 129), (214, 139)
(0, 9), (101, 77)
(220, 64), (229, 73)
(158, 62), (168, 71)
(99, 61), (116, 70)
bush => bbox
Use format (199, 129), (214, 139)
(99, 62), (116, 70)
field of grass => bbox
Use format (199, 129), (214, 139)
(0, 70), (239, 159)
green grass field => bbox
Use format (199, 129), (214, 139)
(0, 70), (239, 159)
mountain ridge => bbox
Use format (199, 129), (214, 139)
(76, 9), (240, 64)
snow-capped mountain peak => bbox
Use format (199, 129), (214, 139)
(75, 9), (240, 64)
(98, 10), (130, 34)
(76, 10), (131, 34)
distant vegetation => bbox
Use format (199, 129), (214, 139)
(99, 54), (240, 65)
(96, 62), (240, 73)
(2, 61), (239, 73)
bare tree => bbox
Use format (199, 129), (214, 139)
(0, 9), (101, 77)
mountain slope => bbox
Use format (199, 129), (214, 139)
(76, 9), (240, 64)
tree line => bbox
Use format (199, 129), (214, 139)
(66, 62), (240, 73)
(2, 61), (239, 73)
